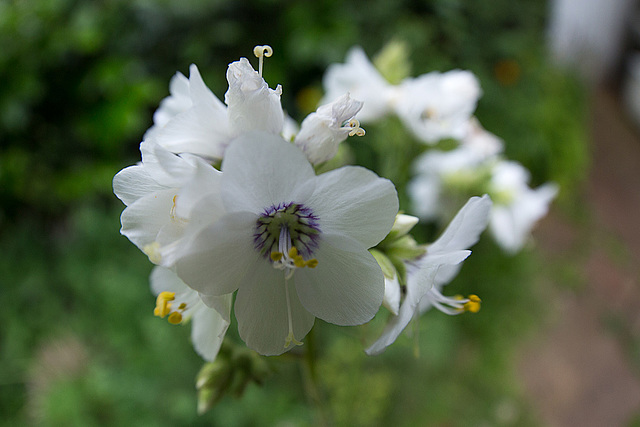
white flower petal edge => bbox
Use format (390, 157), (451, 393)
(365, 195), (492, 355)
(150, 266), (231, 362)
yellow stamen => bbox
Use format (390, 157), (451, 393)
(154, 292), (176, 318)
(253, 44), (273, 77)
(271, 251), (283, 261)
(348, 118), (366, 137)
(305, 258), (318, 268)
(168, 311), (183, 324)
(288, 247), (299, 258)
(463, 294), (481, 313)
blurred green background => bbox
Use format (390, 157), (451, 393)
(0, 0), (589, 425)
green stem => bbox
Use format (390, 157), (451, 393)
(301, 328), (331, 426)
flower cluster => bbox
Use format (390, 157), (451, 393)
(113, 44), (552, 404)
(323, 45), (557, 254)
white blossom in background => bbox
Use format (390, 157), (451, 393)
(171, 132), (398, 355)
(395, 70), (481, 144)
(366, 195), (492, 355)
(488, 161), (559, 254)
(150, 266), (232, 362)
(323, 46), (481, 144)
(294, 93), (365, 164)
(322, 46), (398, 122)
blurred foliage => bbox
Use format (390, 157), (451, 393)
(1, 0), (589, 425)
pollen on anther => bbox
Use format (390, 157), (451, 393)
(168, 311), (183, 324)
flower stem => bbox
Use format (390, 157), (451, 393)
(300, 328), (331, 426)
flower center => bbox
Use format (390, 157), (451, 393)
(154, 291), (187, 324)
(254, 202), (320, 277)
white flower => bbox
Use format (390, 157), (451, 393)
(322, 46), (397, 122)
(408, 140), (497, 220)
(395, 70), (481, 143)
(149, 71), (192, 131)
(148, 59), (284, 160)
(489, 161), (558, 253)
(366, 195), (492, 355)
(171, 131), (398, 355)
(112, 139), (221, 263)
(294, 93), (364, 164)
(150, 266), (231, 362)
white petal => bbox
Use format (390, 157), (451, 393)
(200, 293), (233, 324)
(365, 250), (470, 355)
(113, 164), (165, 206)
(322, 46), (394, 122)
(151, 104), (230, 160)
(428, 195), (492, 254)
(235, 262), (315, 356)
(296, 233), (384, 326)
(221, 132), (316, 213)
(151, 71), (191, 129)
(188, 64), (227, 112)
(173, 212), (259, 296)
(191, 296), (231, 361)
(306, 166), (398, 248)
(140, 139), (199, 187)
(382, 275), (401, 315)
(225, 58), (284, 136)
(120, 189), (176, 250)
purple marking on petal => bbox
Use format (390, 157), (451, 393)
(253, 202), (321, 259)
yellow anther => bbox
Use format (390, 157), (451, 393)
(253, 44), (273, 77)
(288, 247), (299, 258)
(293, 256), (306, 268)
(178, 303), (187, 310)
(305, 258), (318, 268)
(348, 118), (366, 137)
(270, 251), (284, 261)
(168, 311), (183, 324)
(154, 292), (176, 318)
(463, 294), (481, 313)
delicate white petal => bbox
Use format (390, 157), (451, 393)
(396, 70), (481, 143)
(148, 72), (191, 132)
(281, 114), (300, 141)
(221, 132), (316, 213)
(150, 104), (230, 160)
(235, 262), (315, 355)
(200, 293), (233, 324)
(322, 46), (394, 122)
(490, 183), (558, 253)
(191, 296), (231, 361)
(173, 212), (258, 295)
(120, 189), (176, 250)
(305, 166), (398, 248)
(187, 64), (227, 112)
(294, 93), (363, 164)
(382, 275), (401, 315)
(225, 58), (284, 136)
(428, 195), (492, 254)
(296, 233), (384, 326)
(113, 164), (165, 206)
(365, 250), (470, 355)
(174, 160), (222, 219)
(140, 139), (199, 187)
